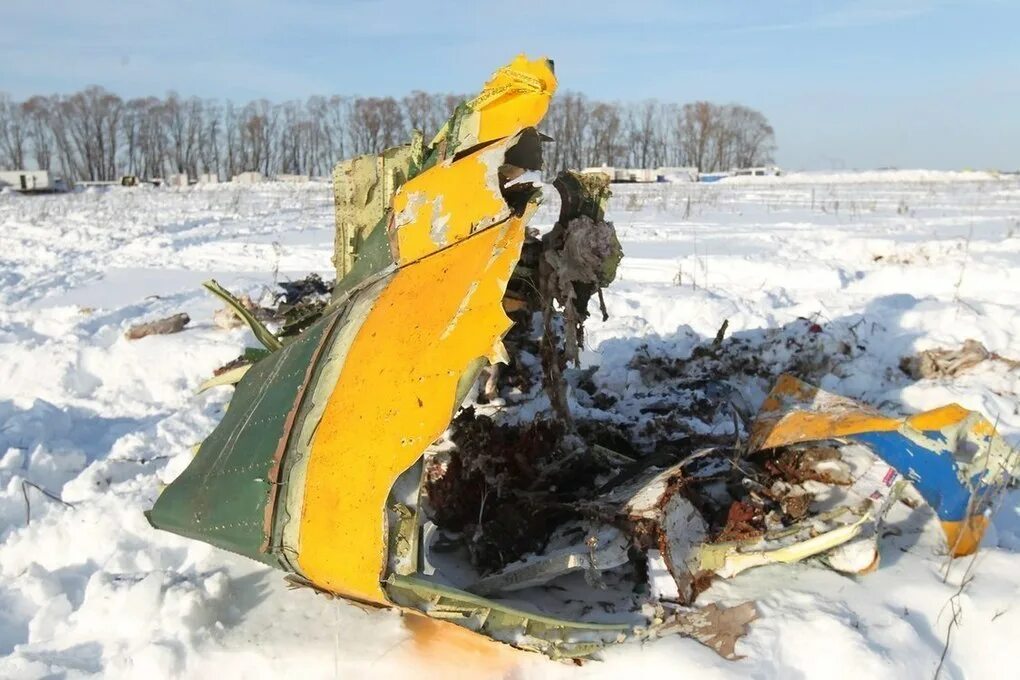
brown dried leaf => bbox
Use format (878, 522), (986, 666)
(665, 601), (758, 659)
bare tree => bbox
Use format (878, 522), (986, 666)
(401, 91), (434, 138)
(626, 100), (665, 169)
(199, 100), (222, 177)
(588, 101), (622, 167)
(678, 101), (714, 172)
(0, 95), (29, 169)
(347, 97), (404, 155)
(729, 104), (776, 168)
(54, 86), (125, 180)
(0, 84), (775, 180)
(22, 96), (55, 171)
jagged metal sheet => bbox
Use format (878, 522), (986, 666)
(749, 374), (1017, 555)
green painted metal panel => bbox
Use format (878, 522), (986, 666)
(147, 310), (340, 565)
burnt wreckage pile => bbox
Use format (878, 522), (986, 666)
(148, 56), (1017, 662)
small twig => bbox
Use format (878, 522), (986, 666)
(953, 224), (974, 314)
(21, 480), (74, 526)
(271, 240), (283, 285)
(847, 318), (864, 342)
(990, 352), (1020, 371)
(935, 571), (973, 679)
(596, 287), (609, 322)
(109, 454), (173, 465)
(933, 430), (1017, 678)
(713, 319), (729, 347)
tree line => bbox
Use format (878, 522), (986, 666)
(0, 87), (775, 182)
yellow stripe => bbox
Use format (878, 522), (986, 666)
(941, 516), (989, 557)
(906, 404), (970, 431)
(390, 141), (510, 264)
(296, 218), (525, 603)
(754, 374), (979, 449)
(473, 56), (556, 145)
(759, 411), (899, 449)
(759, 403), (977, 449)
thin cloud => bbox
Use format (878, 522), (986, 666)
(729, 0), (965, 34)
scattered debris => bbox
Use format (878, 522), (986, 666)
(425, 375), (931, 608)
(203, 280), (281, 351)
(901, 338), (1020, 379)
(146, 55), (1019, 665)
(663, 601), (758, 660)
(606, 315), (868, 453)
(206, 274), (336, 379)
(125, 312), (190, 340)
(212, 294), (261, 330)
(275, 273), (333, 337)
(750, 374), (1018, 556)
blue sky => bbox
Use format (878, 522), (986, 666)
(1, 1), (1017, 170)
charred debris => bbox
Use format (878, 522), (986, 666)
(149, 56), (1017, 663)
(204, 161), (1014, 632)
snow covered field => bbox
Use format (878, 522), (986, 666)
(1, 172), (1018, 679)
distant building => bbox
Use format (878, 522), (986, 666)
(655, 167), (699, 183)
(76, 180), (119, 188)
(614, 168), (658, 183)
(276, 174), (310, 183)
(730, 166), (782, 177)
(197, 173), (219, 184)
(580, 166), (614, 180)
(166, 173), (190, 187)
(232, 171), (265, 184)
(581, 165), (700, 183)
(583, 165), (782, 184)
(0, 170), (68, 193)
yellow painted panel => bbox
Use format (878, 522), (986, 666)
(759, 401), (977, 450)
(905, 404), (970, 431)
(759, 411), (899, 449)
(758, 373), (818, 413)
(472, 55), (557, 145)
(753, 374), (981, 449)
(941, 516), (989, 557)
(297, 217), (525, 603)
(390, 142), (509, 264)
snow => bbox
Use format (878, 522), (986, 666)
(722, 169), (1007, 185)
(1, 176), (1019, 679)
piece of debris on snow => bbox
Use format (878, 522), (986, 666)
(658, 601), (758, 660)
(212, 294), (263, 330)
(210, 274), (334, 337)
(900, 338), (1020, 379)
(208, 274), (336, 378)
(750, 374), (1018, 557)
(125, 312), (190, 340)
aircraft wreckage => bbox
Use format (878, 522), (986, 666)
(148, 56), (1018, 661)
